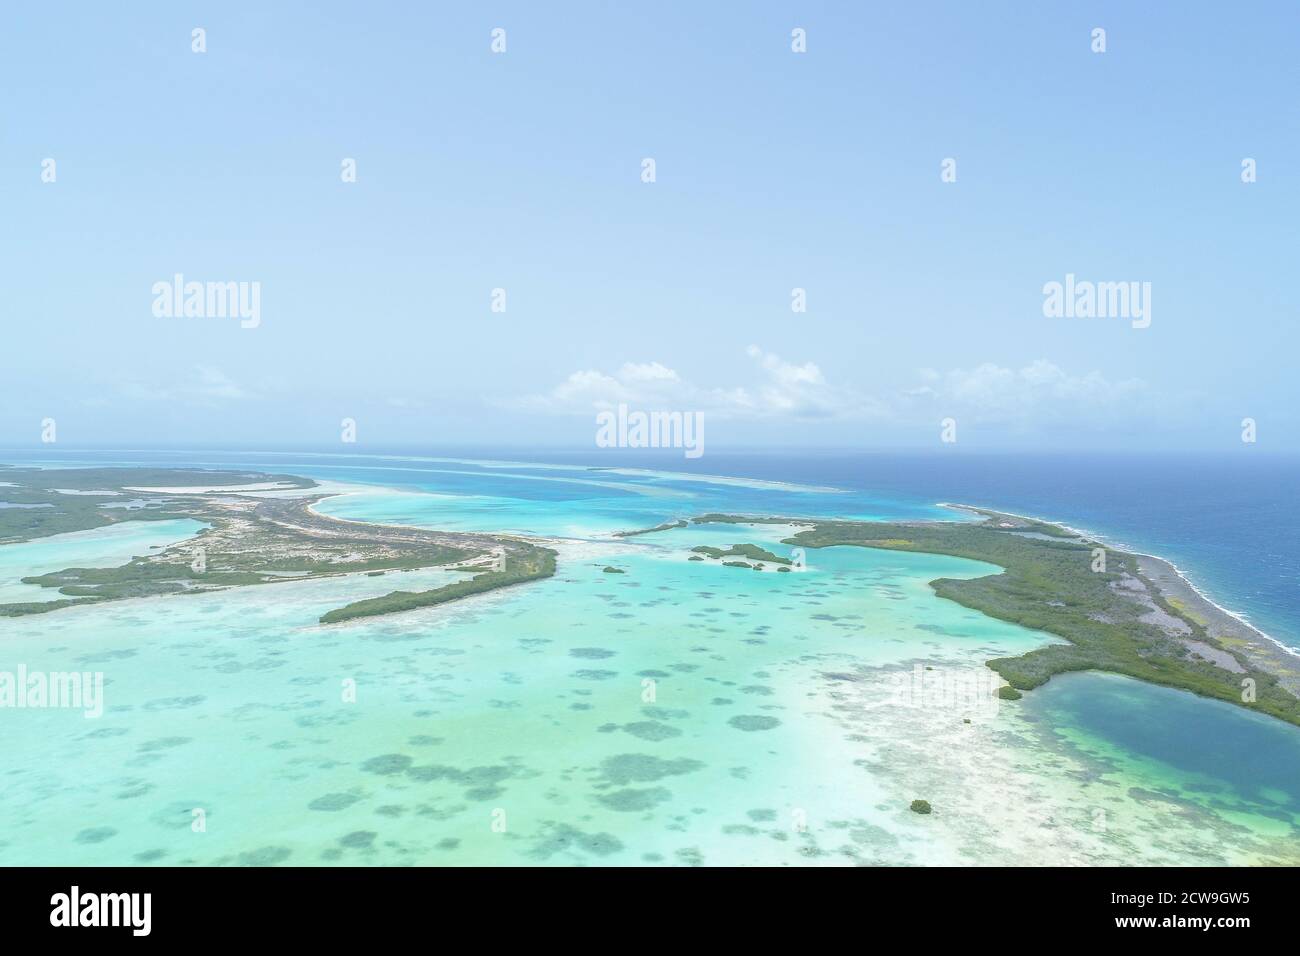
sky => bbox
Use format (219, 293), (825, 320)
(2, 1), (1298, 453)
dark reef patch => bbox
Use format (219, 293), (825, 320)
(728, 715), (780, 732)
(309, 792), (361, 812)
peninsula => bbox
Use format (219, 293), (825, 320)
(687, 509), (1300, 727)
(0, 467), (555, 624)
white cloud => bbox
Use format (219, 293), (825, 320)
(740, 345), (866, 419)
(618, 361), (679, 384)
(522, 346), (877, 421)
(194, 366), (252, 401)
(902, 359), (1145, 424)
(522, 350), (1146, 430)
(115, 366), (256, 405)
(547, 369), (630, 406)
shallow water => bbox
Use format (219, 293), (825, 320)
(0, 518), (205, 605)
(0, 455), (1297, 865)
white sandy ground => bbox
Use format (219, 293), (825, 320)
(122, 481), (301, 494)
(212, 450), (847, 494)
(590, 467), (847, 494)
(307, 491), (822, 563)
(52, 488), (122, 496)
(940, 502), (1300, 669)
(691, 519), (814, 538)
(304, 491), (646, 563)
(232, 479), (372, 499)
(807, 661), (1300, 866)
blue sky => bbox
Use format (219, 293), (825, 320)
(2, 1), (1297, 452)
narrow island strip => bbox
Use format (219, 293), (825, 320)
(317, 549), (556, 624)
(612, 519), (688, 538)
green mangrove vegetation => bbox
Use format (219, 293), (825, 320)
(319, 548), (557, 624)
(775, 512), (1300, 727)
(0, 467), (552, 624)
(613, 519), (687, 538)
(0, 466), (315, 544)
(691, 544), (791, 565)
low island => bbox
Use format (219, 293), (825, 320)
(0, 466), (555, 625)
(682, 509), (1300, 728)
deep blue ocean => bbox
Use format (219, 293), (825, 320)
(696, 449), (1300, 650)
(6, 447), (1297, 650)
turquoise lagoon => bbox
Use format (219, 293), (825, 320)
(0, 518), (206, 606)
(0, 452), (1298, 866)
